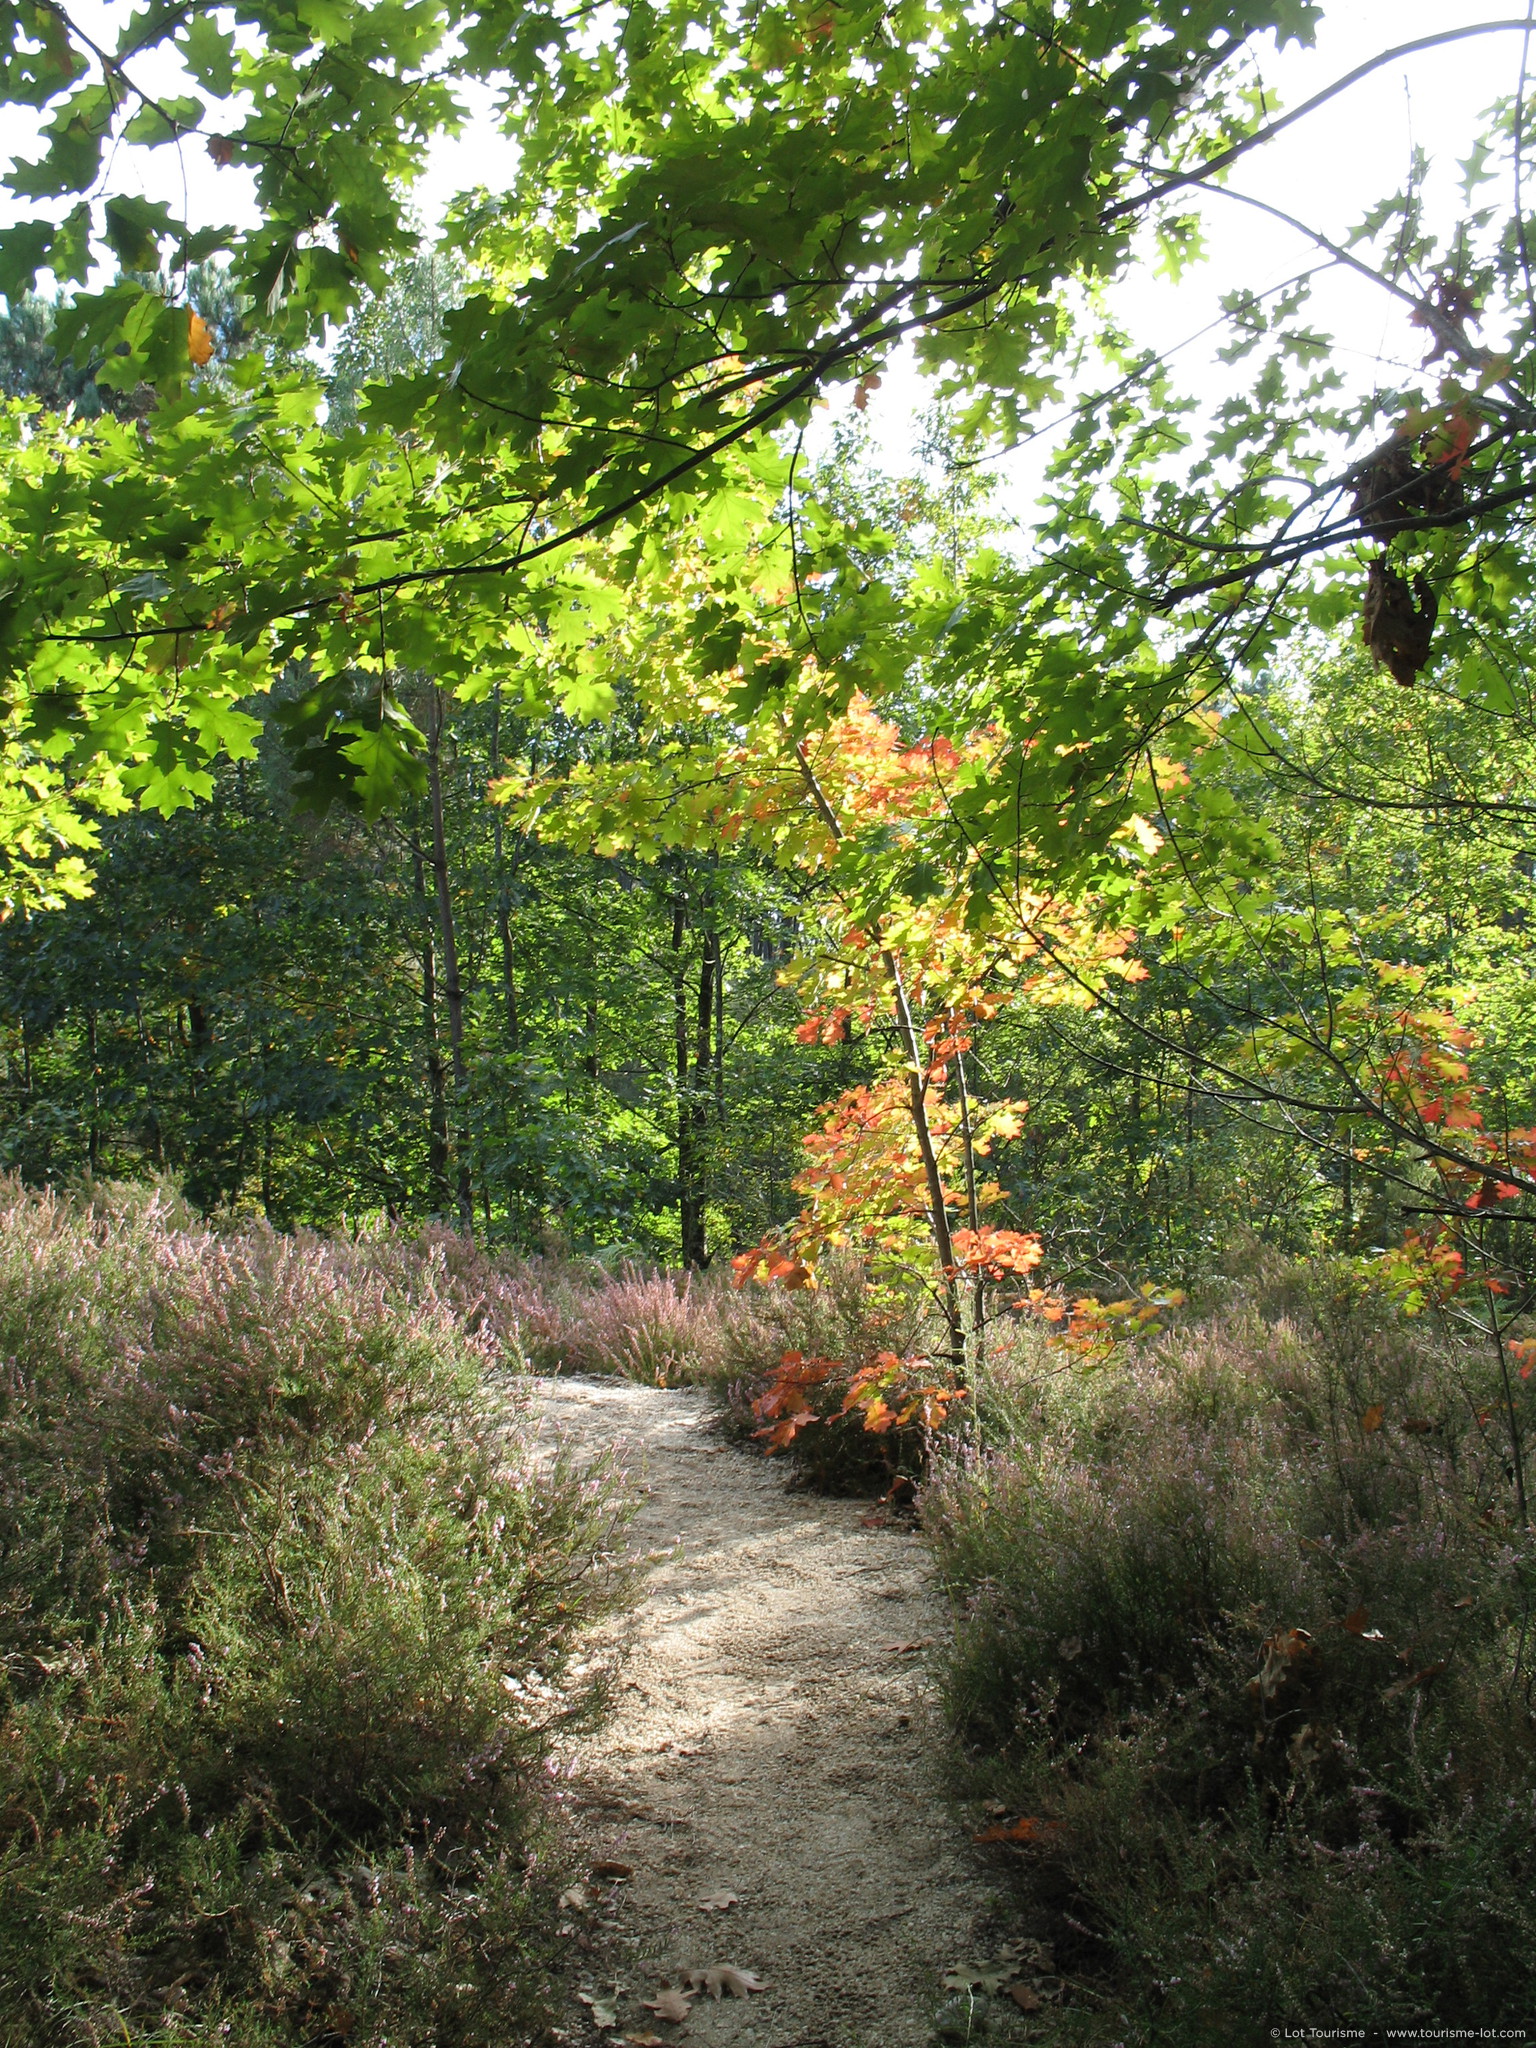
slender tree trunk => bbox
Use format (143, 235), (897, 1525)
(783, 728), (962, 1359)
(713, 924), (725, 1121)
(133, 997), (164, 1170)
(490, 684), (521, 1050)
(673, 892), (707, 1267)
(955, 1044), (986, 1377)
(585, 999), (600, 1082)
(85, 1009), (100, 1176)
(260, 1084), (274, 1219)
(411, 835), (453, 1218)
(691, 925), (715, 1263)
(425, 687), (474, 1236)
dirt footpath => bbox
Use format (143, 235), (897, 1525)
(533, 1376), (1001, 2048)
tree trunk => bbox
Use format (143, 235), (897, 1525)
(490, 684), (521, 1049)
(691, 925), (715, 1261)
(425, 686), (475, 1236)
(585, 999), (600, 1081)
(85, 1008), (100, 1176)
(411, 834), (453, 1219)
(673, 892), (707, 1267)
(783, 726), (962, 1361)
(713, 923), (725, 1121)
(955, 1043), (986, 1377)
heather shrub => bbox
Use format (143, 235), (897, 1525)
(353, 1230), (736, 1384)
(925, 1256), (1536, 2040)
(0, 1182), (634, 2045)
(516, 1260), (733, 1382)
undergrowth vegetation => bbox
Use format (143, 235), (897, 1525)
(925, 1252), (1536, 2042)
(424, 1236), (930, 1489)
(0, 1184), (634, 2047)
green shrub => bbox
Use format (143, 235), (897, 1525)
(0, 1182), (634, 2044)
(925, 1255), (1536, 2040)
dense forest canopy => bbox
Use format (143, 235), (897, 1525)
(0, 0), (1532, 1314)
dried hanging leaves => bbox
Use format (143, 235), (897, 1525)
(1362, 558), (1438, 685)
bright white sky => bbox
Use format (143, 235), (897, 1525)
(846, 1), (1526, 504)
(0, 0), (1522, 504)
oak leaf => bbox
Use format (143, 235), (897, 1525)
(641, 1989), (693, 2022)
(697, 1889), (740, 1911)
(685, 1965), (766, 1998)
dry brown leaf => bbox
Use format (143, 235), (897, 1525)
(697, 1889), (740, 1912)
(685, 1966), (766, 1999)
(628, 2036), (670, 2046)
(974, 1815), (1059, 1845)
(559, 1884), (592, 1911)
(1383, 1659), (1448, 1700)
(880, 1638), (933, 1654)
(1009, 1983), (1043, 2012)
(591, 1860), (634, 1880)
(641, 1988), (693, 2023)
(1361, 1402), (1386, 1433)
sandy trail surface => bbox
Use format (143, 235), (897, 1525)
(532, 1376), (1001, 2048)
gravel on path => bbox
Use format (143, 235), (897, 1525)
(532, 1375), (1001, 2048)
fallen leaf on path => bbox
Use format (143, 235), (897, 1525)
(1008, 1984), (1043, 2012)
(881, 1638), (933, 1654)
(576, 1991), (621, 2029)
(591, 1861), (634, 1880)
(697, 1890), (739, 1912)
(559, 1885), (593, 1911)
(627, 2036), (670, 2046)
(685, 1966), (766, 1999)
(641, 1989), (693, 2023)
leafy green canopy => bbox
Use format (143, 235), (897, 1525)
(0, 0), (1325, 899)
